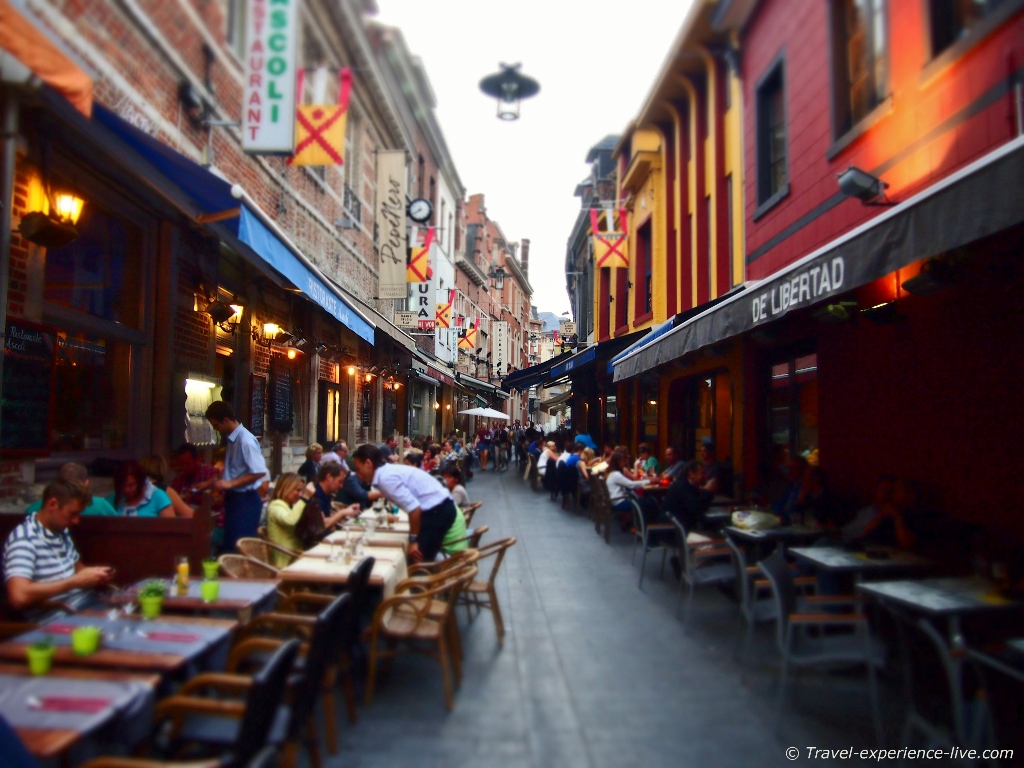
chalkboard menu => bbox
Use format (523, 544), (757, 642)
(361, 387), (371, 428)
(267, 357), (294, 434)
(2, 319), (56, 455)
(250, 373), (266, 438)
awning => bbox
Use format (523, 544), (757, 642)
(614, 136), (1024, 381)
(540, 389), (572, 412)
(501, 350), (575, 391)
(413, 371), (441, 387)
(607, 319), (675, 368)
(90, 105), (375, 344)
(550, 346), (596, 378)
(459, 374), (497, 394)
(1, 0), (92, 115)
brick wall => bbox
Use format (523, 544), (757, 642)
(6, 162), (32, 319)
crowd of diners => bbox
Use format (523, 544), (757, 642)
(2, 401), (481, 622)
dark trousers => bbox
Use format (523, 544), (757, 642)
(224, 489), (262, 553)
(419, 498), (458, 562)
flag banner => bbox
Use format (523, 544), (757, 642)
(289, 68), (352, 166)
(459, 318), (480, 350)
(376, 149), (408, 299)
(553, 329), (560, 345)
(407, 227), (434, 283)
(590, 208), (629, 269)
(435, 289), (455, 329)
(242, 0), (300, 153)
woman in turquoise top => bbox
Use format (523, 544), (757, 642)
(636, 443), (661, 476)
(107, 462), (173, 517)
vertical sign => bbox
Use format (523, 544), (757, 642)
(491, 321), (509, 379)
(242, 0), (300, 153)
(376, 150), (408, 299)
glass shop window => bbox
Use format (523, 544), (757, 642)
(51, 332), (131, 452)
(768, 352), (819, 464)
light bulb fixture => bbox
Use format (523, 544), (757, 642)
(253, 321), (286, 348)
(860, 301), (902, 325)
(287, 349), (297, 360)
(54, 193), (85, 224)
(365, 373), (372, 382)
(348, 366), (356, 376)
(446, 404), (451, 410)
(434, 402), (441, 410)
(648, 399), (657, 406)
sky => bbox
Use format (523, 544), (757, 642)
(374, 0), (694, 316)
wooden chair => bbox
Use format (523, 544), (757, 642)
(589, 476), (612, 544)
(461, 501), (482, 527)
(364, 564), (478, 711)
(218, 554), (280, 579)
(444, 524), (489, 550)
(237, 537), (301, 568)
(458, 537), (516, 647)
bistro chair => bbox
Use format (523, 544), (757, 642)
(445, 524), (489, 550)
(237, 538), (301, 568)
(630, 495), (675, 590)
(150, 638), (300, 765)
(758, 551), (884, 744)
(967, 645), (1024, 760)
(461, 501), (482, 527)
(666, 513), (736, 630)
(218, 554), (280, 580)
(364, 564), (477, 711)
(458, 537), (516, 647)
(590, 476), (612, 544)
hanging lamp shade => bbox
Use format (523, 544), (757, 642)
(479, 63), (540, 121)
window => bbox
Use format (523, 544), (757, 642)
(768, 352), (819, 464)
(726, 175), (735, 288)
(52, 332), (132, 452)
(756, 58), (788, 206)
(929, 0), (1011, 56)
(604, 394), (618, 445)
(225, 0), (247, 58)
(832, 0), (889, 137)
(344, 109), (360, 192)
(706, 196), (714, 300)
(634, 220), (652, 318)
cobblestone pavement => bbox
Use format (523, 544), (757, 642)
(324, 467), (891, 767)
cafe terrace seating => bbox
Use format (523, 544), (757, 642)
(629, 495), (674, 590)
(456, 537), (517, 648)
(666, 513), (736, 631)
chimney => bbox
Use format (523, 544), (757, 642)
(520, 238), (530, 280)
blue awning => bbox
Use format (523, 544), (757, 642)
(501, 349), (574, 391)
(606, 319), (676, 373)
(91, 105), (374, 344)
(550, 345), (596, 378)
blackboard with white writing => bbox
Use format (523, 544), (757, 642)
(2, 319), (56, 455)
(250, 373), (266, 438)
(268, 357), (293, 434)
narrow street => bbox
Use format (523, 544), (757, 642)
(332, 469), (885, 768)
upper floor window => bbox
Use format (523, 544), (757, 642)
(832, 0), (889, 136)
(225, 0), (246, 58)
(929, 0), (1012, 56)
(755, 57), (788, 206)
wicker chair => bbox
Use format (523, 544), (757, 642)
(443, 524), (489, 550)
(218, 554), (280, 579)
(458, 537), (516, 647)
(461, 501), (482, 527)
(237, 537), (301, 568)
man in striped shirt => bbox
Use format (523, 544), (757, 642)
(3, 480), (114, 618)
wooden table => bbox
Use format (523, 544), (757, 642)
(0, 612), (237, 673)
(279, 547), (408, 597)
(0, 663), (158, 759)
(110, 578), (279, 624)
(789, 546), (930, 582)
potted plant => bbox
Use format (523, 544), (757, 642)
(138, 580), (168, 620)
(26, 636), (55, 675)
(202, 557), (219, 580)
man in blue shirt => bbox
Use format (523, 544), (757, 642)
(205, 401), (269, 552)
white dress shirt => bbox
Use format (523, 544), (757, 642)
(373, 463), (452, 512)
(223, 423), (269, 491)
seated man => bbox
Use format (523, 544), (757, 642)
(662, 461), (714, 534)
(660, 446), (685, 482)
(843, 477), (922, 550)
(169, 443), (222, 509)
(25, 462), (116, 517)
(4, 480), (115, 619)
(699, 439), (734, 498)
(311, 462), (355, 516)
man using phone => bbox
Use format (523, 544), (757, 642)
(3, 480), (115, 619)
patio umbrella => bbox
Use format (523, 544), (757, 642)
(477, 408), (510, 420)
(458, 407), (487, 416)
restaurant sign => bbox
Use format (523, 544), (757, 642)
(751, 257), (845, 324)
(242, 0), (300, 154)
(376, 150), (409, 299)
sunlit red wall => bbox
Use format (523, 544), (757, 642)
(740, 0), (1024, 280)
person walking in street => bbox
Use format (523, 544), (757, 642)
(205, 401), (269, 552)
(351, 444), (456, 564)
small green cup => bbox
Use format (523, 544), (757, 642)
(202, 560), (220, 580)
(139, 595), (163, 620)
(71, 626), (101, 656)
(26, 643), (55, 675)
(200, 579), (220, 603)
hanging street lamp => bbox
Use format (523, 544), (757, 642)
(479, 63), (540, 121)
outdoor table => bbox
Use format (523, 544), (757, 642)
(0, 612), (237, 673)
(110, 578), (279, 624)
(789, 545), (930, 582)
(0, 663), (157, 760)
(279, 547), (408, 597)
(725, 524), (827, 558)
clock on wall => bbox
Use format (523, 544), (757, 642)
(407, 197), (433, 223)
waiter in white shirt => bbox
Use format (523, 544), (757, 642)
(205, 400), (269, 552)
(351, 444), (456, 563)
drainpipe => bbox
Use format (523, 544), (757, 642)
(0, 90), (20, 451)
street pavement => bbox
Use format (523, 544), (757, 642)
(323, 465), (892, 767)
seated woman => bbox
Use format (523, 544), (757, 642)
(266, 473), (357, 565)
(109, 462), (173, 517)
(605, 451), (649, 529)
(140, 455), (195, 517)
(635, 443), (660, 476)
(403, 450), (424, 469)
(297, 443), (322, 484)
(422, 445), (440, 473)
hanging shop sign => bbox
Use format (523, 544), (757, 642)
(491, 320), (509, 378)
(242, 0), (301, 154)
(590, 208), (629, 269)
(394, 311), (418, 328)
(289, 68), (352, 166)
(406, 227), (434, 284)
(376, 149), (408, 299)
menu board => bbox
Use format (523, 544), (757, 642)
(1, 319), (56, 455)
(268, 357), (293, 434)
(250, 373), (266, 438)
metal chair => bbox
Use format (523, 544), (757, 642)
(667, 513), (736, 630)
(758, 551), (884, 744)
(629, 495), (674, 589)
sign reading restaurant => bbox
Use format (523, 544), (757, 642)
(242, 0), (300, 153)
(751, 257), (845, 323)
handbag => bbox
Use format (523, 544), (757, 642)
(294, 495), (327, 549)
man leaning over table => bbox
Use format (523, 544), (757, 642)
(352, 443), (456, 564)
(205, 400), (269, 552)
(4, 480), (114, 619)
